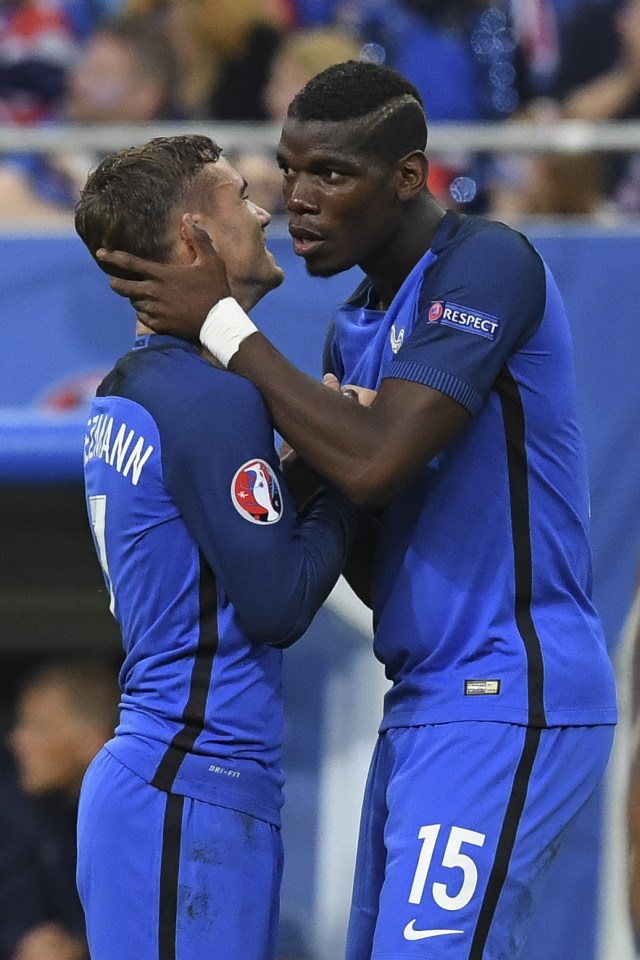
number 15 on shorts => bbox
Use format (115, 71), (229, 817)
(404, 825), (486, 941)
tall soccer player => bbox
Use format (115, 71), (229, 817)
(73, 134), (356, 960)
(99, 63), (618, 959)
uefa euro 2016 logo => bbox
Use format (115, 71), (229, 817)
(231, 459), (283, 524)
(428, 301), (444, 323)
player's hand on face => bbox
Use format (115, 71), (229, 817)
(96, 216), (232, 340)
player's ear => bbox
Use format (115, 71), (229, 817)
(177, 212), (203, 264)
(395, 150), (429, 202)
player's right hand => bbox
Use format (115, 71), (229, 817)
(96, 216), (231, 340)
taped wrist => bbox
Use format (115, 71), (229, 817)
(199, 298), (257, 368)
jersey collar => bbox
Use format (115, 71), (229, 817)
(132, 334), (199, 353)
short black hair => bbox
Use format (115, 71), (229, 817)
(287, 59), (428, 162)
(288, 59), (424, 120)
(75, 134), (222, 274)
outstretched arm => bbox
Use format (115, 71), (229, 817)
(227, 334), (468, 507)
(97, 222), (470, 507)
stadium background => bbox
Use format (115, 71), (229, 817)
(1, 222), (639, 959)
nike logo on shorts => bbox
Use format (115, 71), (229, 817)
(403, 919), (464, 940)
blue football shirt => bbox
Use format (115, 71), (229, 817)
(84, 335), (355, 824)
(328, 211), (617, 730)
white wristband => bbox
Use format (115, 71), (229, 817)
(199, 297), (258, 368)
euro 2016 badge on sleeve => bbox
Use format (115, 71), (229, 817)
(231, 459), (283, 524)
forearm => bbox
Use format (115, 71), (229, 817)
(270, 487), (357, 647)
(199, 300), (469, 505)
(229, 333), (388, 504)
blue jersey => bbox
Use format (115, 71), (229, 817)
(83, 334), (354, 825)
(327, 211), (616, 730)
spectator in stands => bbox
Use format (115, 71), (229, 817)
(356, 0), (531, 122)
(263, 26), (362, 124)
(488, 152), (605, 222)
(348, 0), (535, 212)
(0, 0), (79, 124)
(64, 16), (178, 123)
(556, 0), (640, 214)
(552, 0), (627, 106)
(125, 0), (285, 120)
(0, 16), (179, 221)
(510, 0), (561, 96)
(208, 0), (291, 120)
(233, 25), (363, 212)
(0, 660), (119, 960)
(485, 99), (607, 222)
(487, 0), (640, 222)
(62, 1), (122, 41)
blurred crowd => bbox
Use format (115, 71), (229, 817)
(1, 0), (640, 222)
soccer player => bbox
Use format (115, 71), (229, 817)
(73, 134), (356, 960)
(97, 63), (618, 959)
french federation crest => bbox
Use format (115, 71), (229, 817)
(231, 459), (283, 524)
(390, 323), (405, 354)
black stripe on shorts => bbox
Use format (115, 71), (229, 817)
(158, 791), (185, 960)
(468, 725), (542, 959)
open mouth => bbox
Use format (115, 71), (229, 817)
(289, 226), (324, 258)
(292, 236), (324, 257)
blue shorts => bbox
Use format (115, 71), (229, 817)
(77, 748), (283, 960)
(346, 721), (614, 960)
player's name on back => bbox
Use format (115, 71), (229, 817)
(84, 413), (154, 486)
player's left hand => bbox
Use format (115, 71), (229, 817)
(96, 215), (231, 339)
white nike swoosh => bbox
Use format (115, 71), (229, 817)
(403, 920), (464, 941)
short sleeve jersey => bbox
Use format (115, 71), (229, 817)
(328, 212), (617, 730)
(84, 335), (354, 824)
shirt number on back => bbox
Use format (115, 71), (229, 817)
(409, 824), (486, 910)
(89, 494), (115, 614)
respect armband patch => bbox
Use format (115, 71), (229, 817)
(427, 301), (500, 340)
